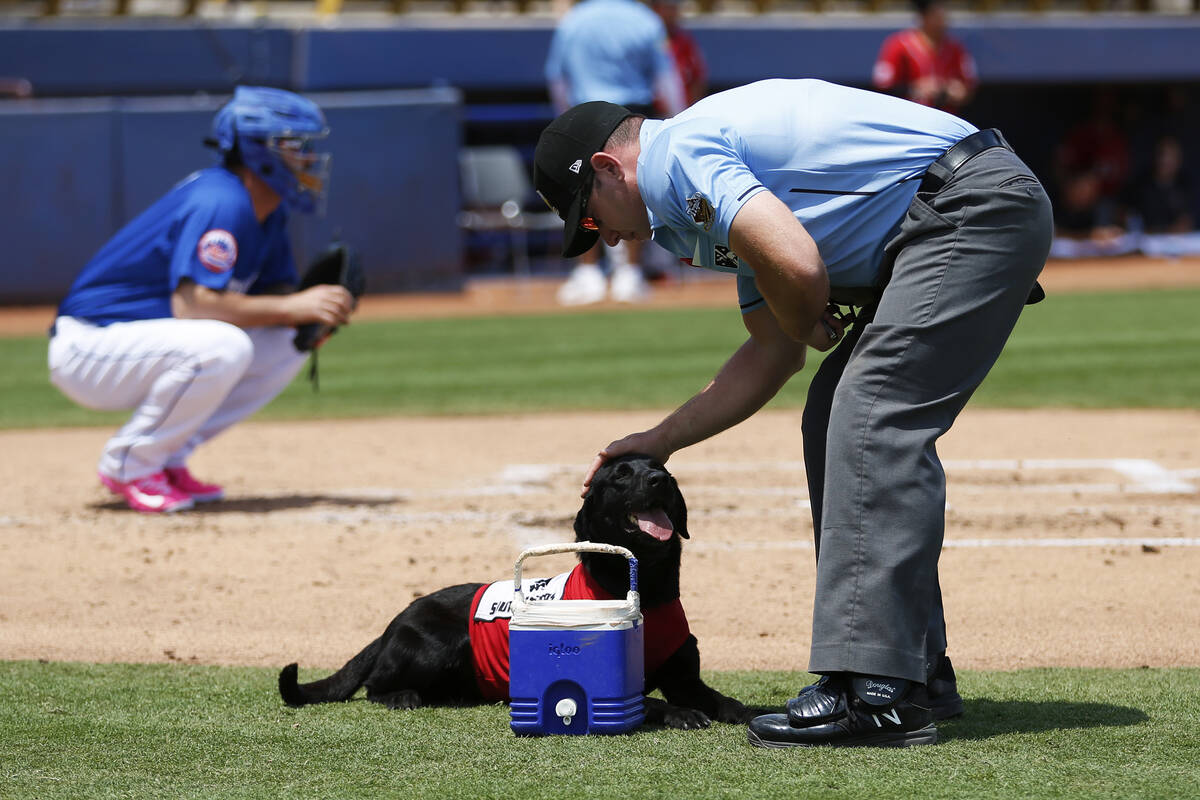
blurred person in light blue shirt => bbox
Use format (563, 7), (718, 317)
(545, 0), (686, 305)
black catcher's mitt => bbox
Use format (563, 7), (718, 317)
(293, 242), (366, 353)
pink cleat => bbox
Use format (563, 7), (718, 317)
(164, 466), (225, 503)
(99, 471), (195, 513)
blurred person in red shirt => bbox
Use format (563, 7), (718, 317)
(1053, 89), (1131, 241)
(1057, 89), (1130, 205)
(651, 0), (708, 108)
(872, 0), (977, 116)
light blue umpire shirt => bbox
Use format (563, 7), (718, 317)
(545, 0), (677, 107)
(637, 79), (977, 312)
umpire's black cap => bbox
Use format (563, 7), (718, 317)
(534, 101), (634, 258)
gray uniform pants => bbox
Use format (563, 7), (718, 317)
(802, 146), (1054, 683)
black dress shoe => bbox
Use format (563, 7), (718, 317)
(747, 674), (937, 748)
(927, 653), (965, 720)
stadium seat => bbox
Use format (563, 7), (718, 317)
(457, 145), (563, 279)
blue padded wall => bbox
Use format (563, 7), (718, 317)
(294, 26), (556, 91)
(291, 89), (465, 293)
(5, 19), (1200, 99)
(0, 100), (121, 302)
(0, 89), (462, 304)
(288, 19), (1200, 92)
(689, 18), (1200, 88)
(0, 24), (292, 96)
(117, 97), (219, 222)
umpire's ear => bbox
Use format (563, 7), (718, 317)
(668, 475), (688, 539)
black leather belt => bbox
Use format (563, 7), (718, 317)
(832, 129), (1043, 310)
(913, 127), (1045, 306)
(919, 128), (1011, 194)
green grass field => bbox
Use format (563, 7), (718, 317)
(3, 287), (1198, 797)
(2, 288), (1199, 430)
(1, 662), (1197, 800)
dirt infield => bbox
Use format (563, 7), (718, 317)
(1, 256), (1198, 676)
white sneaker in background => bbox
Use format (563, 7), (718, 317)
(610, 264), (651, 303)
(557, 263), (608, 306)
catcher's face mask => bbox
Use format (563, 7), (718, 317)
(209, 86), (333, 215)
(252, 132), (332, 215)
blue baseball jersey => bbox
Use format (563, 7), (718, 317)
(636, 79), (977, 312)
(545, 0), (676, 107)
(57, 167), (297, 325)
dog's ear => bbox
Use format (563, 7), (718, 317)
(668, 475), (688, 539)
(573, 490), (594, 543)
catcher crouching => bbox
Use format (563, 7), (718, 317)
(47, 85), (361, 513)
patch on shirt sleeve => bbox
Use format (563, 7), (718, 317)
(686, 193), (715, 232)
(197, 229), (238, 273)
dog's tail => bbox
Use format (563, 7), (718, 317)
(278, 636), (384, 707)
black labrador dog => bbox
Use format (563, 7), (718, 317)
(278, 453), (753, 729)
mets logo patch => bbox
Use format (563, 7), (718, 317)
(686, 193), (715, 232)
(197, 229), (238, 273)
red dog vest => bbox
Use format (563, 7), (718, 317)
(468, 564), (690, 701)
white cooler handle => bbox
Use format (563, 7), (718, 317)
(512, 542), (639, 617)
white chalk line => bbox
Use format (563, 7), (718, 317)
(250, 457), (1200, 554)
(434, 458), (1198, 497)
(286, 501), (1200, 525)
(276, 505), (1200, 552)
(950, 458), (1195, 494)
(325, 456), (1195, 505)
(689, 537), (1200, 552)
(325, 484), (1191, 504)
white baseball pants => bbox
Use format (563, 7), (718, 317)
(48, 316), (308, 482)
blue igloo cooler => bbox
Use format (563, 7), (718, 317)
(508, 542), (645, 736)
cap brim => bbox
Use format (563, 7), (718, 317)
(561, 191), (599, 258)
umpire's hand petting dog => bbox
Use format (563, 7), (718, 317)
(278, 453), (755, 730)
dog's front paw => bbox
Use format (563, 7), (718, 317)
(714, 696), (755, 724)
(663, 706), (713, 730)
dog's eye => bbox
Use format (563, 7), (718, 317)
(614, 463), (633, 478)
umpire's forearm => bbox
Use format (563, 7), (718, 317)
(656, 333), (805, 455)
(729, 192), (829, 342)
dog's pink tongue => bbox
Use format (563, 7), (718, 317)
(635, 509), (674, 541)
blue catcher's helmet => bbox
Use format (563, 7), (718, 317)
(209, 86), (331, 214)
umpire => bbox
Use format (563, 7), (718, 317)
(534, 79), (1052, 747)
